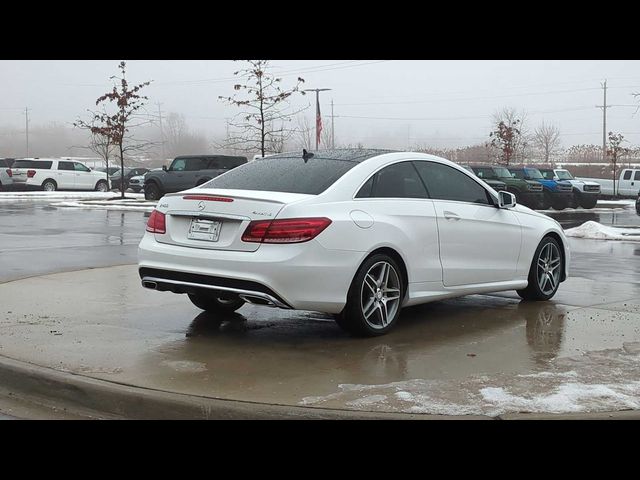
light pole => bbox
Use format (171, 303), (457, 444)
(304, 88), (332, 149)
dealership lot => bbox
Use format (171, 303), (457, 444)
(1, 199), (639, 417)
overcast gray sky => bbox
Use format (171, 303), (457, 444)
(1, 60), (640, 149)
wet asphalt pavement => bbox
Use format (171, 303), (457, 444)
(1, 201), (640, 416)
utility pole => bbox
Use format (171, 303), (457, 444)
(24, 107), (30, 157)
(156, 102), (165, 161)
(303, 88), (332, 149)
(596, 80), (609, 162)
(330, 99), (335, 149)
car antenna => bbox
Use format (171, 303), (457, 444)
(302, 149), (314, 163)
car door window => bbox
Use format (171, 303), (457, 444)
(185, 158), (209, 171)
(170, 159), (187, 171)
(623, 170), (632, 180)
(414, 161), (492, 205)
(356, 162), (428, 199)
(58, 161), (74, 171)
(74, 163), (91, 172)
(634, 171), (640, 181)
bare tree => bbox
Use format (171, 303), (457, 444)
(218, 60), (307, 157)
(75, 61), (153, 198)
(533, 122), (561, 163)
(295, 116), (313, 150)
(607, 132), (629, 196)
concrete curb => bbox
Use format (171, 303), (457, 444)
(2, 354), (639, 420)
(0, 354), (490, 420)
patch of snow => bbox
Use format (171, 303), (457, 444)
(565, 221), (640, 241)
(51, 200), (156, 212)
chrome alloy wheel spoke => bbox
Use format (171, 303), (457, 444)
(361, 261), (401, 330)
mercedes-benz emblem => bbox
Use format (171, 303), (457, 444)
(198, 201), (205, 211)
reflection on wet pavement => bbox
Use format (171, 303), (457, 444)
(1, 265), (639, 415)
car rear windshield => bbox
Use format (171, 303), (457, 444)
(12, 160), (53, 169)
(202, 157), (358, 195)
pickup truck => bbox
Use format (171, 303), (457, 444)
(144, 155), (247, 200)
(577, 168), (640, 198)
(508, 166), (573, 210)
(538, 167), (600, 209)
(466, 164), (543, 209)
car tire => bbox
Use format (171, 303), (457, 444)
(42, 179), (57, 192)
(95, 180), (108, 192)
(579, 196), (597, 209)
(144, 182), (162, 201)
(188, 293), (245, 313)
(336, 253), (404, 337)
(541, 192), (552, 210)
(517, 236), (563, 301)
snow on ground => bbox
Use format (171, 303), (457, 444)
(565, 221), (640, 241)
(0, 191), (146, 202)
(51, 198), (156, 212)
(299, 343), (640, 416)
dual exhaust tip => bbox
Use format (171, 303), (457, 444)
(141, 280), (276, 307)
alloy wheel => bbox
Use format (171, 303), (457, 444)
(536, 242), (561, 295)
(360, 261), (402, 330)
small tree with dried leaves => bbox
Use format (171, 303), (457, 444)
(218, 60), (307, 158)
(607, 132), (629, 196)
(489, 118), (522, 165)
(75, 61), (152, 198)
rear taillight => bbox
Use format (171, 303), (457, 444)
(27, 170), (36, 178)
(6, 169), (11, 177)
(242, 217), (332, 244)
(146, 210), (166, 234)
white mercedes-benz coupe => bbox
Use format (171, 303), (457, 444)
(138, 149), (569, 336)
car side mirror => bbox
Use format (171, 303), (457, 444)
(498, 191), (516, 209)
(162, 165), (168, 171)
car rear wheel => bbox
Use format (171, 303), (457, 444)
(188, 293), (245, 313)
(336, 254), (404, 337)
(42, 179), (57, 192)
(144, 182), (161, 201)
(95, 180), (108, 192)
(517, 236), (563, 301)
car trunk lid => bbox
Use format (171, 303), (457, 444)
(154, 188), (313, 252)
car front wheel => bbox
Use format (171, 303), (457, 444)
(517, 236), (563, 301)
(144, 182), (161, 201)
(336, 254), (404, 337)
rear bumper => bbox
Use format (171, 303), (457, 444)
(138, 233), (366, 314)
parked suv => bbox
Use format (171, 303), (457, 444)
(0, 158), (14, 191)
(10, 158), (108, 192)
(462, 165), (507, 192)
(143, 155), (247, 200)
(538, 167), (600, 209)
(508, 166), (573, 210)
(466, 164), (543, 209)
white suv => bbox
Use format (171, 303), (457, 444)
(10, 158), (109, 192)
(0, 158), (14, 190)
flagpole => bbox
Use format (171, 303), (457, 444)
(303, 88), (332, 150)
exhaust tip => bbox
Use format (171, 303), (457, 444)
(142, 280), (158, 290)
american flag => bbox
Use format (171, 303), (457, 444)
(316, 96), (323, 147)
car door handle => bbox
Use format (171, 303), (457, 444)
(443, 211), (460, 221)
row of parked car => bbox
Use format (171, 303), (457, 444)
(0, 155), (607, 212)
(462, 164), (601, 210)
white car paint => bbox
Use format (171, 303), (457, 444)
(139, 151), (569, 317)
(10, 158), (108, 191)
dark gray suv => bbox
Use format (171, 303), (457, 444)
(144, 155), (247, 200)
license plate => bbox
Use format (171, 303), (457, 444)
(187, 218), (221, 242)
